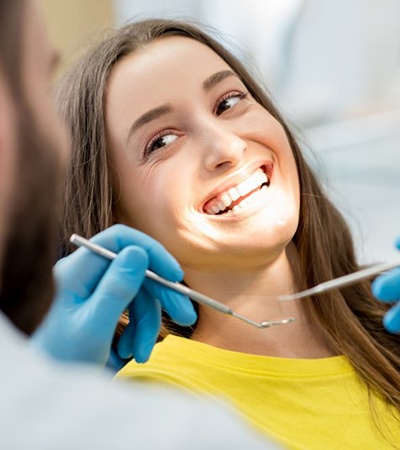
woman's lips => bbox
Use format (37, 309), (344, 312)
(203, 165), (271, 215)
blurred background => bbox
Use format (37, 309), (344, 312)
(39, 0), (400, 264)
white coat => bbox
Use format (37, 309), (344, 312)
(0, 312), (279, 450)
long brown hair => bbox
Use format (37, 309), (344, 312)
(57, 18), (400, 419)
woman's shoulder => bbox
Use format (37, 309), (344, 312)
(120, 335), (195, 371)
(114, 335), (216, 395)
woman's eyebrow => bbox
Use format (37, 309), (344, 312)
(127, 104), (172, 144)
(126, 70), (238, 144)
(203, 70), (239, 91)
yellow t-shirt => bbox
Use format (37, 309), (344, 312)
(116, 335), (400, 449)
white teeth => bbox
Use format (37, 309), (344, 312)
(220, 193), (232, 208)
(236, 177), (254, 196)
(217, 200), (226, 211)
(228, 188), (240, 202)
(235, 169), (267, 197)
(229, 185), (267, 214)
(205, 168), (269, 215)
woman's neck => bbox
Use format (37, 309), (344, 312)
(182, 248), (336, 359)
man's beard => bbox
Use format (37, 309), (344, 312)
(0, 100), (63, 335)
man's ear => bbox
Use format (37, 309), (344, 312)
(0, 70), (17, 253)
(0, 70), (16, 161)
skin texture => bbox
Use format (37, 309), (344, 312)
(106, 36), (334, 358)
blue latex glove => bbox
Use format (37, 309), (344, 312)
(372, 236), (400, 333)
(32, 224), (196, 368)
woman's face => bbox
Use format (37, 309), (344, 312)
(106, 36), (300, 270)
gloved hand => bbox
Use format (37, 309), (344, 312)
(31, 224), (196, 368)
(372, 236), (400, 333)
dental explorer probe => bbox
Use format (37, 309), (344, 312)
(278, 259), (400, 302)
(70, 234), (294, 329)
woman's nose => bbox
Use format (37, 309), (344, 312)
(201, 123), (247, 171)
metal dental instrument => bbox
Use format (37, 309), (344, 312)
(278, 259), (400, 302)
(70, 234), (295, 329)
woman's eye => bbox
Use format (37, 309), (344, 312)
(216, 92), (247, 116)
(146, 132), (178, 155)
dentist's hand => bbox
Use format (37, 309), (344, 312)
(372, 237), (400, 333)
(32, 225), (196, 368)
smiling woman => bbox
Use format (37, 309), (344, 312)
(57, 19), (400, 449)
(104, 34), (300, 274)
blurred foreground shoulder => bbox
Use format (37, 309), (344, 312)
(0, 312), (278, 450)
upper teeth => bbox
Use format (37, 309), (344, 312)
(204, 169), (269, 215)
